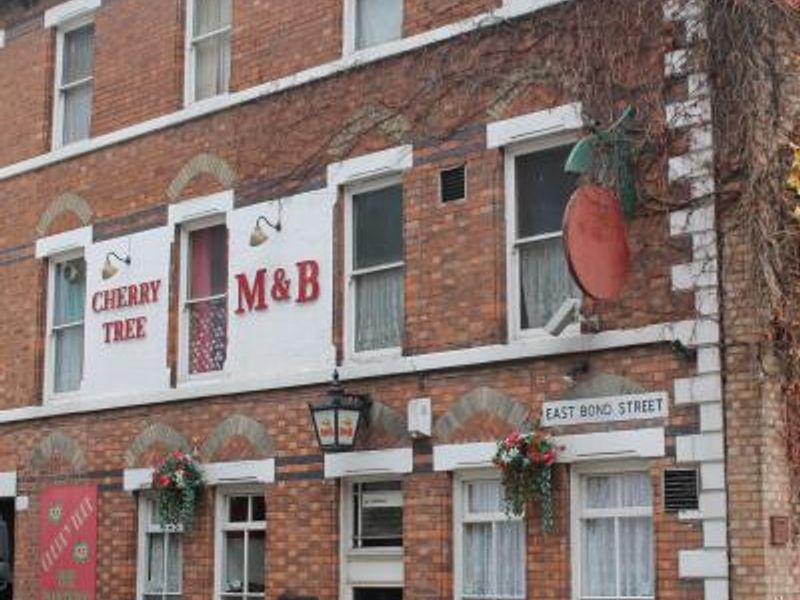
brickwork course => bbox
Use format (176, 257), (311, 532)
(0, 0), (795, 599)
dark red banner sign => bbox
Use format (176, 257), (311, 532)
(39, 485), (98, 600)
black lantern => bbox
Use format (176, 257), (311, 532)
(309, 371), (372, 453)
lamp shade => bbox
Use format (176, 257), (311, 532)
(309, 372), (371, 453)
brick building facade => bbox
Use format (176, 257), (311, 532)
(0, 0), (796, 599)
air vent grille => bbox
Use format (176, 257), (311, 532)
(440, 165), (466, 203)
(663, 469), (699, 512)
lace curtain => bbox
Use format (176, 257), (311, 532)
(519, 236), (580, 330)
(61, 25), (94, 144)
(194, 0), (231, 100)
(581, 473), (654, 599)
(53, 259), (85, 393)
(355, 267), (403, 352)
(356, 0), (403, 49)
(462, 480), (525, 599)
(144, 532), (181, 598)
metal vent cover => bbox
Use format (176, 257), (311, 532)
(663, 468), (699, 512)
(440, 165), (466, 203)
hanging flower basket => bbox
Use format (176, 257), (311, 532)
(152, 449), (204, 530)
(493, 428), (563, 533)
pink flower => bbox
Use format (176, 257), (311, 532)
(504, 432), (521, 447)
(543, 450), (556, 465)
(158, 474), (171, 488)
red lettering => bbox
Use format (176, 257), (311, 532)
(127, 285), (139, 306)
(124, 318), (136, 340)
(135, 316), (146, 339)
(235, 270), (268, 315)
(102, 322), (113, 344)
(92, 292), (104, 313)
(149, 280), (161, 303)
(296, 260), (320, 303)
(112, 321), (124, 341)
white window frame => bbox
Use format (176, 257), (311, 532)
(569, 461), (655, 600)
(504, 131), (581, 341)
(342, 0), (405, 56)
(51, 14), (95, 150)
(214, 486), (267, 600)
(184, 0), (233, 106)
(344, 174), (405, 362)
(136, 495), (183, 600)
(177, 215), (229, 383)
(44, 248), (87, 402)
(453, 470), (526, 600)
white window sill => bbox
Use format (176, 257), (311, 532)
(347, 547), (403, 559)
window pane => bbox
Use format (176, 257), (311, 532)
(462, 522), (491, 596)
(495, 520), (525, 597)
(194, 33), (231, 101)
(355, 0), (402, 50)
(166, 533), (182, 593)
(619, 517), (653, 598)
(194, 0), (232, 36)
(146, 533), (166, 593)
(466, 480), (503, 515)
(188, 297), (227, 374)
(54, 259), (85, 326)
(229, 496), (249, 523)
(54, 326), (83, 393)
(355, 267), (403, 352)
(223, 531), (245, 593)
(353, 185), (403, 269)
(621, 473), (652, 508)
(251, 496), (266, 522)
(63, 83), (93, 144)
(582, 518), (616, 597)
(519, 236), (579, 329)
(189, 225), (227, 299)
(585, 475), (618, 509)
(247, 531), (265, 593)
(515, 145), (576, 239)
(62, 25), (94, 84)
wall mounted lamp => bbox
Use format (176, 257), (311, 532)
(309, 370), (372, 454)
(249, 205), (283, 247)
(102, 251), (131, 280)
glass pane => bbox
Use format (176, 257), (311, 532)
(360, 506), (402, 546)
(355, 0), (403, 50)
(515, 145), (576, 238)
(247, 531), (265, 593)
(54, 258), (85, 326)
(619, 517), (654, 598)
(519, 236), (579, 329)
(63, 82), (93, 144)
(355, 268), (403, 352)
(194, 0), (232, 35)
(188, 297), (227, 374)
(251, 496), (266, 522)
(495, 520), (525, 596)
(353, 185), (403, 269)
(462, 522), (491, 597)
(54, 326), (83, 394)
(585, 475), (618, 509)
(223, 531), (245, 593)
(194, 33), (231, 101)
(189, 225), (227, 299)
(621, 473), (652, 507)
(228, 496), (249, 523)
(467, 480), (503, 515)
(62, 24), (94, 84)
(582, 518), (616, 597)
(166, 533), (182, 592)
(146, 533), (166, 593)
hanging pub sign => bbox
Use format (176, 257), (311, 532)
(39, 485), (98, 600)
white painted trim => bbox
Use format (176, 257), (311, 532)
(0, 30), (5, 49)
(327, 145), (413, 187)
(44, 0), (101, 28)
(52, 15), (95, 150)
(324, 448), (412, 478)
(167, 190), (233, 228)
(502, 131), (582, 342)
(342, 0), (405, 56)
(0, 472), (16, 497)
(123, 459), (276, 492)
(14, 496), (29, 512)
(0, 319), (716, 424)
(434, 428), (666, 471)
(487, 102), (583, 149)
(35, 225), (93, 259)
(0, 1), (571, 183)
